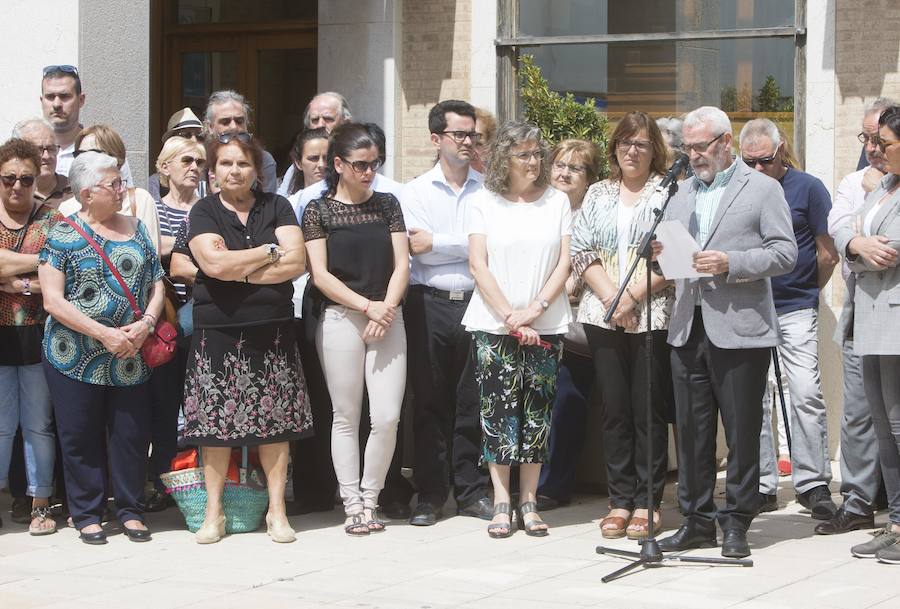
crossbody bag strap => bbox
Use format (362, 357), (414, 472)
(12, 203), (43, 252)
(61, 216), (143, 318)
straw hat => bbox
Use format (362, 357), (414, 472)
(161, 107), (203, 142)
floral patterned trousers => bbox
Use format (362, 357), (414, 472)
(472, 331), (562, 466)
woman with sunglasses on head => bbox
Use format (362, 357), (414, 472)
(462, 120), (572, 538)
(58, 124), (161, 253)
(39, 151), (165, 545)
(835, 106), (900, 564)
(142, 136), (208, 513)
(0, 138), (62, 535)
(570, 111), (675, 541)
(301, 122), (409, 536)
(182, 132), (312, 544)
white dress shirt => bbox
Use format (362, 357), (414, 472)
(399, 163), (483, 292)
(829, 167), (868, 280)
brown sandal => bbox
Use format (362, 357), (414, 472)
(599, 510), (631, 539)
(626, 512), (662, 540)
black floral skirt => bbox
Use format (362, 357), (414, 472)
(182, 321), (313, 447)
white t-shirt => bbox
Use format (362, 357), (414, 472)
(461, 186), (573, 335)
(617, 202), (635, 286)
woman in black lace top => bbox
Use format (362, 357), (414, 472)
(302, 123), (409, 536)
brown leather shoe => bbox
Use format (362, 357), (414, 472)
(599, 509), (631, 539)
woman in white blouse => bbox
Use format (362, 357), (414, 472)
(462, 121), (572, 538)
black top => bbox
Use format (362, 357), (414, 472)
(187, 191), (299, 328)
(301, 192), (406, 305)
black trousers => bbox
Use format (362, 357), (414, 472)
(148, 346), (188, 492)
(585, 325), (672, 510)
(407, 286), (488, 506)
(670, 309), (769, 532)
(43, 361), (151, 529)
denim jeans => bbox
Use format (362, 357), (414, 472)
(0, 363), (55, 497)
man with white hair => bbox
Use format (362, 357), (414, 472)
(739, 118), (839, 520)
(12, 118), (71, 208)
(655, 106), (797, 558)
(818, 97), (897, 535)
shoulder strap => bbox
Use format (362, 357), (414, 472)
(61, 216), (143, 318)
(12, 203), (43, 252)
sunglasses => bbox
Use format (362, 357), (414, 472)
(873, 135), (900, 154)
(217, 132), (253, 145)
(42, 64), (78, 77)
(173, 130), (205, 142)
(0, 174), (36, 188)
(339, 157), (382, 174)
(73, 148), (108, 158)
(742, 154), (778, 166)
(178, 155), (206, 168)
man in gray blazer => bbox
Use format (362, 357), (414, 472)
(656, 106), (797, 559)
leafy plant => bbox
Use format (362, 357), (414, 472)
(753, 75), (793, 113)
(518, 54), (610, 177)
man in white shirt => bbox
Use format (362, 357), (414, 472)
(39, 65), (83, 178)
(400, 100), (492, 525)
(818, 98), (896, 535)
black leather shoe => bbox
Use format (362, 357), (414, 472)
(814, 507), (875, 535)
(757, 493), (778, 514)
(797, 485), (838, 520)
(537, 495), (571, 511)
(79, 529), (108, 545)
(380, 499), (411, 521)
(409, 502), (442, 526)
(658, 523), (717, 552)
(721, 529), (751, 558)
(457, 496), (493, 520)
(144, 490), (175, 513)
(123, 524), (153, 542)
(10, 496), (32, 524)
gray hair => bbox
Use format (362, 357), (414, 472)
(204, 90), (253, 127)
(302, 92), (353, 127)
(655, 117), (683, 149)
(11, 117), (54, 138)
(864, 97), (898, 117)
(69, 152), (119, 202)
(484, 120), (550, 194)
(739, 118), (782, 148)
(683, 106), (732, 137)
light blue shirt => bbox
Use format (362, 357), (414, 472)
(695, 160), (737, 246)
(399, 163), (483, 291)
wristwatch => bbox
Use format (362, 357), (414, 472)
(538, 298), (550, 310)
(265, 243), (281, 264)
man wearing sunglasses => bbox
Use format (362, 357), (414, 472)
(739, 118), (839, 523)
(39, 65), (84, 178)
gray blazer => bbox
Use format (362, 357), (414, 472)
(834, 173), (900, 356)
(664, 158), (798, 349)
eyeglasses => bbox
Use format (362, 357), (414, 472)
(872, 135), (900, 153)
(340, 158), (382, 174)
(510, 149), (545, 162)
(94, 178), (126, 193)
(683, 132), (725, 154)
(616, 139), (652, 153)
(857, 132), (878, 145)
(37, 144), (60, 155)
(552, 161), (586, 175)
(742, 154), (779, 166)
(0, 174), (36, 188)
(217, 132), (253, 145)
(73, 148), (108, 158)
(178, 155), (206, 168)
(439, 130), (481, 144)
(42, 64), (78, 77)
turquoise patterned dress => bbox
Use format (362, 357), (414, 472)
(39, 216), (163, 386)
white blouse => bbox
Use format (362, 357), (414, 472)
(461, 186), (573, 335)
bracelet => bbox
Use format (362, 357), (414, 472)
(142, 316), (155, 330)
(143, 312), (157, 323)
(625, 287), (639, 306)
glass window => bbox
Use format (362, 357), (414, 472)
(518, 0), (794, 37)
(180, 51), (238, 116)
(175, 0), (316, 24)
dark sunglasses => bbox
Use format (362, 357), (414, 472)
(742, 154), (778, 166)
(42, 64), (78, 77)
(339, 158), (382, 174)
(179, 155), (206, 168)
(1, 174), (36, 188)
(217, 132), (253, 145)
(173, 129), (205, 142)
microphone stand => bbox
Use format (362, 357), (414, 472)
(595, 178), (753, 583)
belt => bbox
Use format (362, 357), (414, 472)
(415, 285), (473, 302)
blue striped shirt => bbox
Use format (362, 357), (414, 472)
(695, 160), (737, 246)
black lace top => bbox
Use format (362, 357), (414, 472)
(301, 192), (405, 304)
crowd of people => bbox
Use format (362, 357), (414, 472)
(1, 63), (899, 565)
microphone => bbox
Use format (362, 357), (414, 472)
(657, 153), (689, 191)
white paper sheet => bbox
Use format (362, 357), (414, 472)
(654, 220), (712, 279)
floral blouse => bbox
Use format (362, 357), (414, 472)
(570, 175), (674, 333)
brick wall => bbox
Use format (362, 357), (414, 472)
(398, 0), (472, 182)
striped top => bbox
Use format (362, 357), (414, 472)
(155, 200), (190, 301)
(695, 160), (737, 246)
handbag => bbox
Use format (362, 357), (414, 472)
(61, 217), (178, 367)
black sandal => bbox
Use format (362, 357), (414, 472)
(487, 502), (513, 539)
(365, 506), (386, 533)
(344, 512), (370, 537)
(517, 501), (549, 537)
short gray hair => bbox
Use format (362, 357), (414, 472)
(656, 117), (683, 149)
(484, 120), (550, 194)
(683, 106), (732, 137)
(11, 117), (54, 138)
(69, 152), (119, 202)
(739, 118), (781, 148)
(864, 97), (898, 117)
(303, 92), (353, 127)
(205, 90), (252, 127)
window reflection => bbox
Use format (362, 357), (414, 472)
(175, 0), (316, 24)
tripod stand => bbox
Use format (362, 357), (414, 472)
(594, 178), (753, 583)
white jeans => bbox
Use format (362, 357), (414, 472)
(759, 308), (831, 495)
(316, 305), (407, 513)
